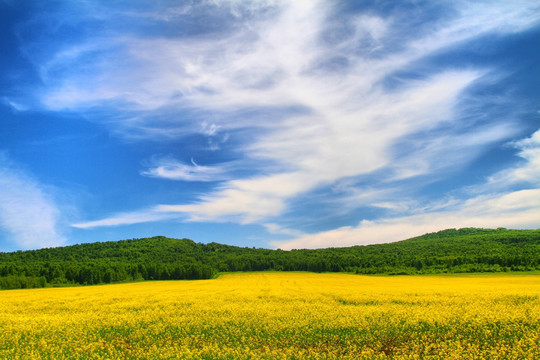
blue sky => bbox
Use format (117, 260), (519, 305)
(0, 0), (539, 252)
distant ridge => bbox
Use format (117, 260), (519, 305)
(1, 228), (539, 289)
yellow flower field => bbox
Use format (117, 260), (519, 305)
(0, 272), (539, 359)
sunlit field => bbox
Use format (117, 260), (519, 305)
(1, 272), (539, 359)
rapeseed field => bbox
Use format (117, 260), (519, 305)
(0, 272), (539, 359)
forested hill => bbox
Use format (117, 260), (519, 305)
(1, 228), (539, 289)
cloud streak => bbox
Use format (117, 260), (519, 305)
(71, 207), (176, 229)
(141, 157), (229, 182)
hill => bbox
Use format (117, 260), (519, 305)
(0, 228), (539, 289)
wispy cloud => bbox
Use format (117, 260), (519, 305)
(16, 1), (539, 245)
(272, 130), (540, 249)
(263, 223), (304, 238)
(271, 188), (540, 250)
(75, 126), (540, 245)
(141, 157), (229, 182)
(71, 206), (176, 229)
(486, 130), (540, 187)
(2, 97), (29, 112)
(0, 154), (66, 249)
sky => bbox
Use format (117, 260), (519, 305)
(0, 0), (539, 252)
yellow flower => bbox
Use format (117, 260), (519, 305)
(0, 272), (539, 359)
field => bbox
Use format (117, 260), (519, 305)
(0, 272), (539, 359)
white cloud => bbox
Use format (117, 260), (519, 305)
(2, 97), (29, 112)
(271, 129), (540, 249)
(141, 157), (229, 182)
(493, 130), (540, 185)
(406, 0), (540, 57)
(390, 122), (517, 181)
(263, 223), (304, 237)
(71, 207), (176, 229)
(272, 188), (540, 250)
(128, 69), (482, 223)
(0, 155), (66, 249)
(464, 129), (540, 196)
(33, 1), (539, 235)
(511, 131), (540, 184)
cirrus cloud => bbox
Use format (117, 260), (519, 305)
(10, 0), (538, 248)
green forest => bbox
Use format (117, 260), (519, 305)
(0, 228), (539, 290)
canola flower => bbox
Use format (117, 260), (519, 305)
(0, 272), (539, 359)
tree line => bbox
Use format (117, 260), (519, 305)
(1, 228), (539, 289)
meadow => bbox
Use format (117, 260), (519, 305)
(0, 272), (539, 359)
